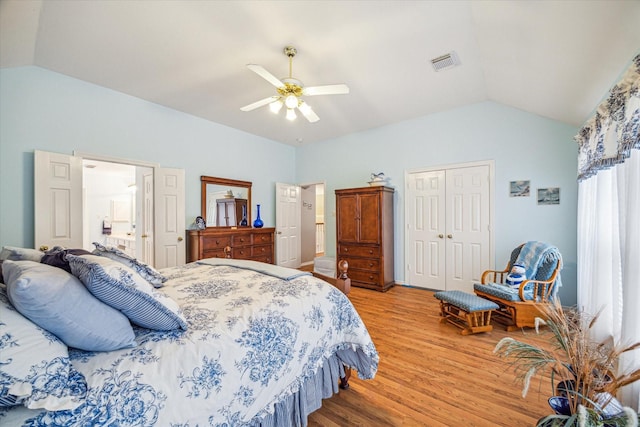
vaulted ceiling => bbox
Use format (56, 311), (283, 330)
(1, 1), (639, 145)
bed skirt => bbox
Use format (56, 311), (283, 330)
(250, 347), (375, 427)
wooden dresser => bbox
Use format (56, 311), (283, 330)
(186, 227), (275, 264)
(335, 186), (394, 291)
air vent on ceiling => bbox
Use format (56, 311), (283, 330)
(431, 51), (460, 72)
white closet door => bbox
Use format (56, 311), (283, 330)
(34, 150), (83, 250)
(154, 167), (185, 268)
(406, 170), (446, 290)
(406, 163), (492, 293)
(444, 165), (491, 293)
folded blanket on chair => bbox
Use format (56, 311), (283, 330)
(515, 241), (563, 290)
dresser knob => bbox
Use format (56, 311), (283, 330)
(369, 250), (373, 254)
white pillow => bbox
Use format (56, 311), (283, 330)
(68, 254), (187, 331)
(0, 284), (86, 411)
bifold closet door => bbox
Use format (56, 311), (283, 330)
(406, 165), (490, 292)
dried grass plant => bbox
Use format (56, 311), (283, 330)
(494, 299), (640, 426)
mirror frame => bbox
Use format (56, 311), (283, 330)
(200, 176), (252, 227)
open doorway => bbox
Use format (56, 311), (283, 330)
(82, 159), (154, 264)
(300, 183), (325, 268)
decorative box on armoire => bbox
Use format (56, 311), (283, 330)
(335, 186), (394, 291)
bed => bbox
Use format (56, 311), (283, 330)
(0, 246), (379, 426)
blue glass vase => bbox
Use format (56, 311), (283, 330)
(253, 204), (264, 228)
(240, 205), (248, 226)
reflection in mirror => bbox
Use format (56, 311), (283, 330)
(201, 176), (252, 227)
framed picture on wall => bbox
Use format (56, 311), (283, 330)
(537, 187), (560, 205)
(509, 180), (530, 197)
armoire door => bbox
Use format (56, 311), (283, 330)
(336, 194), (358, 243)
(406, 164), (492, 293)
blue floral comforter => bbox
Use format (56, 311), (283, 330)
(2, 262), (379, 426)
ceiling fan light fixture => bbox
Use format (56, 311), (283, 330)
(269, 99), (283, 114)
(285, 94), (298, 109)
(286, 108), (297, 121)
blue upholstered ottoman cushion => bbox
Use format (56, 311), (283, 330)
(434, 290), (499, 312)
(473, 283), (535, 302)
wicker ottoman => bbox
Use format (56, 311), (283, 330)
(434, 290), (499, 335)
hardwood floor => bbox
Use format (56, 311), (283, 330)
(308, 285), (554, 426)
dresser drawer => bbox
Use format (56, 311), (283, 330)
(202, 236), (232, 250)
(251, 254), (273, 264)
(202, 249), (227, 259)
(233, 247), (252, 259)
(338, 244), (380, 258)
(342, 257), (380, 271)
(251, 232), (273, 245)
(231, 234), (252, 247)
(349, 269), (380, 285)
(251, 244), (272, 258)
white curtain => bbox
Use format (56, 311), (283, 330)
(576, 54), (640, 410)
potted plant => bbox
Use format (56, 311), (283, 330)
(494, 299), (640, 426)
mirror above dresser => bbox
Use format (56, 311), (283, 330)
(200, 176), (251, 227)
(189, 176), (274, 264)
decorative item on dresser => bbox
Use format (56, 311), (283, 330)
(335, 186), (395, 291)
(186, 227), (275, 264)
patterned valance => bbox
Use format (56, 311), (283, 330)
(575, 54), (640, 182)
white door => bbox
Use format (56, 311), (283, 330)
(140, 172), (154, 265)
(406, 164), (492, 293)
(276, 182), (301, 268)
(406, 170), (446, 290)
(444, 165), (491, 292)
(154, 167), (185, 268)
(34, 150), (83, 250)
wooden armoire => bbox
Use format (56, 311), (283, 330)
(335, 186), (394, 291)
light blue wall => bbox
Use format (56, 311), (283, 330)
(0, 66), (295, 248)
(296, 102), (578, 305)
(0, 66), (579, 305)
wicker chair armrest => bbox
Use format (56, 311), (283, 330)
(517, 269), (560, 302)
(481, 268), (509, 284)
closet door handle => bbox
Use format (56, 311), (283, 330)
(447, 234), (453, 239)
(438, 234), (444, 239)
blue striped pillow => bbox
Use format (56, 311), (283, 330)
(68, 255), (187, 331)
(92, 242), (166, 287)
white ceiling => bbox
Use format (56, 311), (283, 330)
(1, 1), (639, 146)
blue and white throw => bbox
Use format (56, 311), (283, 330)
(1, 263), (378, 426)
(515, 241), (563, 289)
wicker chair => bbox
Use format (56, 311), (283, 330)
(473, 242), (562, 331)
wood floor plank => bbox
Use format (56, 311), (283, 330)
(308, 285), (554, 426)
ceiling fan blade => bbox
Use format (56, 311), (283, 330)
(298, 102), (320, 123)
(240, 96), (279, 112)
(247, 64), (284, 88)
(303, 84), (349, 96)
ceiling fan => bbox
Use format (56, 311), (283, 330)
(240, 46), (349, 123)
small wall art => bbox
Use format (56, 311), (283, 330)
(509, 180), (530, 197)
(537, 187), (560, 205)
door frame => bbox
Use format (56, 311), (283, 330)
(404, 160), (496, 287)
(299, 180), (327, 266)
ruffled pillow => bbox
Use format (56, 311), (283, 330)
(92, 242), (166, 287)
(0, 284), (87, 410)
(3, 260), (137, 352)
(68, 254), (186, 331)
